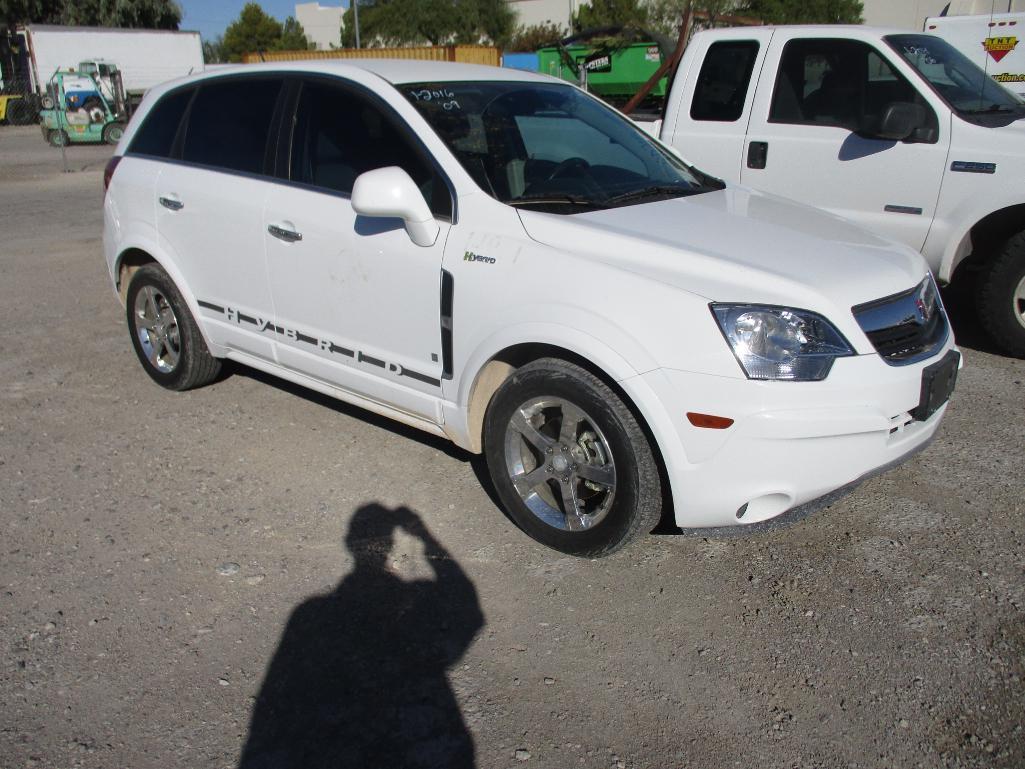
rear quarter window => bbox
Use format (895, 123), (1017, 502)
(128, 88), (194, 158)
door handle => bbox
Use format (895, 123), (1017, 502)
(747, 141), (768, 170)
(267, 223), (303, 243)
(158, 195), (183, 211)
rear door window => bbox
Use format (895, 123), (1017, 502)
(690, 40), (760, 122)
(182, 78), (283, 175)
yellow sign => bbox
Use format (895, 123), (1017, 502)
(983, 36), (1018, 63)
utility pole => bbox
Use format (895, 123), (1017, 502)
(353, 0), (361, 49)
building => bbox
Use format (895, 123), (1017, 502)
(861, 0), (1025, 29)
(504, 0), (586, 30)
(295, 2), (343, 50)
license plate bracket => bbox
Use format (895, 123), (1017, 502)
(911, 349), (959, 421)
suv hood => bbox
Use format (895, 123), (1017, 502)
(517, 185), (927, 312)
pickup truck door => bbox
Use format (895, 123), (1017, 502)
(261, 77), (451, 422)
(661, 28), (773, 183)
(740, 31), (950, 252)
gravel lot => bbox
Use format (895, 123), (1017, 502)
(1, 124), (1023, 769)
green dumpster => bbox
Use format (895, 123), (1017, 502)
(536, 41), (668, 99)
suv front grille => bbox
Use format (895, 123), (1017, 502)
(852, 277), (948, 365)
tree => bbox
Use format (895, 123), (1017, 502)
(2, 0), (180, 27)
(645, 0), (742, 37)
(202, 35), (224, 63)
(341, 0), (514, 48)
(573, 0), (648, 32)
(506, 21), (565, 52)
(744, 0), (862, 24)
(279, 15), (310, 50)
(222, 3), (282, 61)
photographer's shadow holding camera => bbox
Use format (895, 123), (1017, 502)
(239, 504), (484, 769)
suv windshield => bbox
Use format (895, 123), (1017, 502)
(886, 33), (1025, 125)
(401, 81), (722, 214)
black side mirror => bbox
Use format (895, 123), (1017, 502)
(862, 101), (927, 142)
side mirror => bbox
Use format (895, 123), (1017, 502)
(351, 166), (439, 248)
(863, 101), (927, 142)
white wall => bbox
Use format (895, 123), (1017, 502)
(862, 0), (1025, 29)
(295, 2), (342, 50)
(505, 0), (585, 30)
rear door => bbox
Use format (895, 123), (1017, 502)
(661, 28), (773, 182)
(261, 77), (453, 421)
(740, 31), (950, 251)
(155, 76), (284, 361)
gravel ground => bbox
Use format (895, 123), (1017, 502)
(1, 124), (1023, 769)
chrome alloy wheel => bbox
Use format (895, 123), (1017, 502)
(1015, 274), (1025, 331)
(133, 285), (181, 373)
(503, 397), (617, 531)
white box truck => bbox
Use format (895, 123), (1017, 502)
(14, 25), (203, 106)
(926, 11), (1025, 98)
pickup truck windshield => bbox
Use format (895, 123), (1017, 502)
(886, 34), (1025, 124)
(402, 81), (721, 214)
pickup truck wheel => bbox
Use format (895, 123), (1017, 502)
(483, 358), (661, 557)
(125, 264), (221, 390)
(976, 231), (1025, 358)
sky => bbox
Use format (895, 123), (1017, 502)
(178, 0), (348, 41)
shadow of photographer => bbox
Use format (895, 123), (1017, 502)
(238, 504), (484, 769)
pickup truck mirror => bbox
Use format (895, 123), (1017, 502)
(351, 166), (439, 248)
(861, 102), (928, 142)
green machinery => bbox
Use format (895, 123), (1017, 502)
(537, 36), (670, 105)
(38, 66), (127, 147)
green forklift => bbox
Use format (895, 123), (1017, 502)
(39, 65), (128, 147)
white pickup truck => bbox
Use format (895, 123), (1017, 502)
(658, 25), (1025, 356)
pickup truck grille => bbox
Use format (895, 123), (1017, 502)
(852, 277), (949, 365)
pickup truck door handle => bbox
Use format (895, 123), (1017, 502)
(267, 223), (303, 243)
(158, 195), (184, 211)
(747, 141), (768, 170)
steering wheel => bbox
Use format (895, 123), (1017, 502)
(546, 156), (591, 181)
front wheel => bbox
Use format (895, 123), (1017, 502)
(46, 128), (69, 147)
(483, 358), (662, 557)
(976, 231), (1025, 358)
(102, 121), (125, 145)
(125, 264), (222, 390)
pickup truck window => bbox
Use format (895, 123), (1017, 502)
(690, 40), (760, 122)
(886, 33), (1025, 126)
(770, 38), (934, 135)
(288, 79), (451, 218)
(403, 80), (720, 214)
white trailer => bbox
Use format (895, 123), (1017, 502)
(22, 25), (203, 100)
(925, 12), (1025, 98)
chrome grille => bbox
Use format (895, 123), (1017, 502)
(853, 277), (948, 365)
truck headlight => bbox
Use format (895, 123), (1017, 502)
(711, 304), (854, 381)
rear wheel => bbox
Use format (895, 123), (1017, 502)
(976, 231), (1025, 358)
(125, 264), (221, 390)
(483, 358), (662, 557)
(46, 128), (69, 147)
(102, 121), (125, 145)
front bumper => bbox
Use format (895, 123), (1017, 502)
(635, 340), (958, 529)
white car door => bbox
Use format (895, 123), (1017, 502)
(262, 78), (452, 422)
(741, 32), (950, 252)
(155, 76), (283, 361)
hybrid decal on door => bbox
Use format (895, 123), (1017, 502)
(196, 300), (441, 387)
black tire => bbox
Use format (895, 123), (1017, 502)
(976, 231), (1025, 358)
(102, 121), (125, 145)
(46, 128), (68, 147)
(483, 358), (662, 557)
(125, 264), (221, 390)
(6, 98), (34, 125)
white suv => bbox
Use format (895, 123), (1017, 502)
(103, 61), (959, 556)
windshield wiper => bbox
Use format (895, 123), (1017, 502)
(604, 184), (699, 206)
(507, 193), (603, 208)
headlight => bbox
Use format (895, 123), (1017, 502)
(711, 304), (854, 381)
